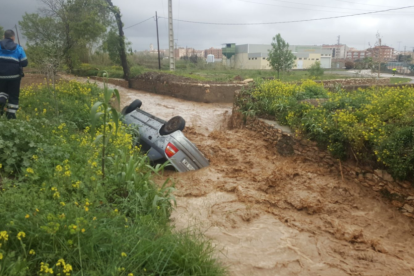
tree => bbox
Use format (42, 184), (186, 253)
(0, 26), (4, 36)
(397, 54), (412, 63)
(368, 32), (383, 78)
(308, 61), (324, 78)
(267, 34), (295, 79)
(104, 0), (130, 82)
(20, 0), (110, 72)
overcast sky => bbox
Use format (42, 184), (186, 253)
(1, 0), (414, 52)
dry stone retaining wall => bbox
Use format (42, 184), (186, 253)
(230, 108), (414, 218)
(89, 77), (129, 89)
(129, 78), (247, 103)
(317, 78), (390, 87)
(128, 73), (393, 103)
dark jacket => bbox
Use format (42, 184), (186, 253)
(0, 39), (28, 79)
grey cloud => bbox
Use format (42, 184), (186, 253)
(1, 0), (414, 52)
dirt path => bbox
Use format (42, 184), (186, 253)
(67, 75), (414, 276)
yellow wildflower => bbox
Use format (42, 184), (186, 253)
(29, 249), (36, 255)
(26, 167), (34, 174)
(121, 252), (127, 257)
(17, 231), (26, 240)
(0, 231), (8, 241)
(25, 214), (30, 219)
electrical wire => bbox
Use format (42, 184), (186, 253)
(239, 0), (413, 15)
(158, 5), (414, 25)
(237, 0), (368, 14)
(258, 0), (375, 12)
(124, 17), (154, 30)
(330, 0), (394, 8)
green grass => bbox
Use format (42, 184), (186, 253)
(0, 81), (226, 276)
(390, 77), (412, 84)
(75, 62), (354, 83)
(167, 69), (354, 82)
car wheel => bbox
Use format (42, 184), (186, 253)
(124, 99), (142, 114)
(121, 106), (128, 115)
(160, 116), (186, 135)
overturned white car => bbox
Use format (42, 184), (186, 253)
(122, 99), (209, 172)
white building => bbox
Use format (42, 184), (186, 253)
(226, 44), (332, 70)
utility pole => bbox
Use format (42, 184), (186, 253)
(155, 11), (161, 70)
(168, 0), (175, 71)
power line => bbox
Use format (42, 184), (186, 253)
(238, 0), (367, 14)
(330, 0), (394, 8)
(158, 5), (414, 25)
(239, 0), (413, 15)
(261, 0), (375, 12)
(124, 17), (154, 30)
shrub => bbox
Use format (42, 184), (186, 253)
(240, 80), (414, 181)
(345, 61), (355, 70)
(0, 82), (225, 275)
(308, 61), (324, 78)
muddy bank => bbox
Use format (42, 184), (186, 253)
(67, 75), (414, 276)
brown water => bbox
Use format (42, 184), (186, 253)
(68, 76), (414, 276)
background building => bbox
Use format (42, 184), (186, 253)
(223, 44), (332, 70)
(204, 47), (222, 59)
(322, 44), (349, 59)
(174, 47), (205, 59)
(347, 50), (370, 61)
(367, 45), (395, 62)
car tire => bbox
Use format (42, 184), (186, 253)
(121, 106), (128, 115)
(160, 116), (186, 135)
(124, 99), (142, 114)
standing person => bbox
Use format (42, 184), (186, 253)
(392, 68), (397, 76)
(0, 29), (28, 119)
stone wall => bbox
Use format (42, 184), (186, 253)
(89, 77), (129, 89)
(341, 83), (414, 91)
(129, 74), (394, 103)
(230, 108), (414, 218)
(130, 78), (246, 103)
(317, 78), (390, 88)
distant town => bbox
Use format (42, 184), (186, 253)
(140, 42), (413, 73)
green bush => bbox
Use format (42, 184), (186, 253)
(0, 82), (225, 275)
(240, 80), (414, 181)
(308, 61), (324, 79)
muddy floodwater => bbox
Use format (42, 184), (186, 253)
(69, 76), (414, 276)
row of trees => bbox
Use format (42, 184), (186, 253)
(18, 0), (130, 80)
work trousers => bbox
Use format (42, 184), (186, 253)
(0, 78), (21, 119)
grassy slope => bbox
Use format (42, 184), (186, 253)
(390, 77), (412, 84)
(0, 81), (225, 276)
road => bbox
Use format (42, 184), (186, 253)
(68, 75), (414, 276)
